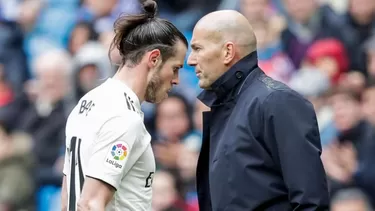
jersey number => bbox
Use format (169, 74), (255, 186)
(68, 137), (84, 211)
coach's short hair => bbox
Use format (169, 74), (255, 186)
(110, 0), (188, 67)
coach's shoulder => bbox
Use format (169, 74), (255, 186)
(262, 88), (315, 117)
(256, 74), (307, 102)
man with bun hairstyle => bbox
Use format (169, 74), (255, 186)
(61, 0), (188, 210)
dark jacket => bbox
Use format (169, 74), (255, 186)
(0, 21), (29, 94)
(332, 14), (375, 75)
(196, 51), (329, 211)
(11, 93), (67, 187)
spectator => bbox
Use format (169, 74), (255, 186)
(16, 0), (43, 32)
(334, 0), (375, 75)
(157, 0), (219, 32)
(0, 19), (29, 94)
(13, 49), (72, 188)
(361, 82), (375, 127)
(0, 63), (14, 107)
(71, 41), (113, 104)
(364, 34), (375, 82)
(331, 188), (374, 211)
(98, 31), (121, 68)
(175, 146), (199, 206)
(289, 67), (335, 146)
(152, 170), (196, 211)
(323, 87), (375, 204)
(280, 0), (342, 68)
(240, 0), (294, 83)
(153, 93), (199, 169)
(240, 0), (271, 25)
(79, 0), (141, 33)
(339, 71), (367, 95)
(68, 21), (98, 55)
(0, 124), (35, 211)
(303, 38), (349, 85)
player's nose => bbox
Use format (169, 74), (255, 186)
(172, 77), (179, 85)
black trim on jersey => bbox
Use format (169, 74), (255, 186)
(124, 93), (132, 111)
(68, 137), (77, 211)
(86, 176), (117, 191)
(77, 139), (84, 192)
(129, 98), (136, 111)
(124, 93), (136, 112)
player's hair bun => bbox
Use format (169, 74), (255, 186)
(142, 0), (157, 19)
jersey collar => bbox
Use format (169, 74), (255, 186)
(108, 78), (142, 111)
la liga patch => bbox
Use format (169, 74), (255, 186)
(111, 142), (128, 160)
(104, 141), (129, 171)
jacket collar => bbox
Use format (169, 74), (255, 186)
(198, 51), (258, 107)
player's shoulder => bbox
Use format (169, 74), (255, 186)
(66, 79), (139, 134)
(102, 112), (144, 131)
(77, 79), (134, 116)
(96, 114), (144, 141)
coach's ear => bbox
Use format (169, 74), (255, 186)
(147, 49), (161, 69)
(223, 42), (235, 65)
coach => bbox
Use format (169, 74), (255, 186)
(187, 10), (329, 211)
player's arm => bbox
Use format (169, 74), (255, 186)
(77, 115), (141, 210)
(61, 141), (70, 211)
(77, 178), (115, 211)
(61, 176), (68, 211)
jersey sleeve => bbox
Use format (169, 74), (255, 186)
(85, 114), (142, 190)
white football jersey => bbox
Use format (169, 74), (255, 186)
(63, 78), (155, 211)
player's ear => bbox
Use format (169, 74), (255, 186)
(147, 49), (162, 69)
(223, 42), (235, 65)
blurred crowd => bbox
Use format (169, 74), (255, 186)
(0, 0), (374, 210)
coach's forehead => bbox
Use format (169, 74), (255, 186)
(191, 27), (222, 45)
(196, 10), (240, 27)
(192, 13), (231, 42)
(192, 10), (254, 45)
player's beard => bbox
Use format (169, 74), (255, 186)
(145, 71), (162, 103)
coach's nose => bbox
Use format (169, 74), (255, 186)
(187, 52), (197, 67)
